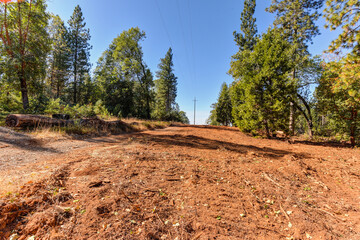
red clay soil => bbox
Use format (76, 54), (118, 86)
(0, 125), (359, 240)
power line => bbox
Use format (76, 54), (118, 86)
(154, 0), (173, 48)
(153, 0), (185, 88)
(176, 0), (192, 81)
(187, 0), (196, 86)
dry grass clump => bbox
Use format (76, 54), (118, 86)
(123, 118), (172, 131)
(26, 118), (175, 141)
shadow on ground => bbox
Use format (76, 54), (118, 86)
(0, 127), (59, 153)
(293, 140), (352, 149)
(138, 133), (307, 159)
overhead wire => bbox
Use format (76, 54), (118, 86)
(154, 0), (173, 49)
(187, 0), (196, 86)
(176, 0), (193, 83)
(154, 0), (190, 91)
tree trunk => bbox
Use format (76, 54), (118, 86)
(289, 69), (296, 136)
(297, 94), (314, 139)
(306, 120), (313, 139)
(289, 102), (295, 135)
(73, 38), (78, 104)
(6, 114), (74, 128)
(19, 72), (29, 110)
(350, 110), (357, 147)
(264, 119), (271, 139)
(146, 94), (151, 119)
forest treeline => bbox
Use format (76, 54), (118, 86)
(0, 1), (189, 124)
(208, 0), (360, 146)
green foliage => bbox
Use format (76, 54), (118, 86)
(324, 0), (360, 52)
(316, 52), (360, 146)
(113, 27), (154, 119)
(94, 27), (154, 119)
(229, 29), (294, 137)
(94, 46), (134, 118)
(44, 98), (62, 115)
(153, 48), (180, 121)
(0, 3), (188, 126)
(0, 89), (23, 113)
(267, 0), (323, 47)
(47, 14), (71, 99)
(267, 0), (323, 136)
(215, 83), (233, 126)
(233, 0), (258, 51)
(44, 98), (110, 119)
(29, 93), (50, 114)
(0, 0), (51, 110)
(67, 5), (92, 104)
(206, 103), (220, 126)
(177, 111), (190, 124)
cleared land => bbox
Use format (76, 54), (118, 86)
(0, 125), (359, 239)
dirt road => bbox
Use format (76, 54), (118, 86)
(0, 125), (359, 239)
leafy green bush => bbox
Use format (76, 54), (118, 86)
(0, 91), (23, 112)
(43, 98), (111, 119)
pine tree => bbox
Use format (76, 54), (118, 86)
(324, 0), (360, 53)
(47, 15), (71, 99)
(154, 48), (178, 120)
(215, 83), (232, 126)
(267, 0), (323, 137)
(67, 5), (91, 105)
(230, 29), (294, 137)
(206, 103), (220, 126)
(0, 0), (50, 110)
(229, 0), (258, 129)
(233, 0), (258, 51)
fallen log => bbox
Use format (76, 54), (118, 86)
(5, 114), (74, 128)
(52, 114), (70, 120)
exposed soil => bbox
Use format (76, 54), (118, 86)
(0, 125), (359, 239)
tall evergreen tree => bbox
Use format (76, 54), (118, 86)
(229, 0), (258, 129)
(267, 0), (323, 137)
(0, 0), (50, 110)
(67, 5), (91, 105)
(154, 48), (178, 120)
(233, 0), (258, 51)
(215, 83), (232, 126)
(206, 103), (220, 126)
(47, 15), (71, 99)
(230, 29), (294, 137)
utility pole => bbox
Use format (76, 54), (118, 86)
(193, 97), (197, 125)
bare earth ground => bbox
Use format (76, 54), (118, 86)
(0, 125), (359, 240)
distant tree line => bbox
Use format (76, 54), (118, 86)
(0, 1), (189, 124)
(208, 0), (360, 146)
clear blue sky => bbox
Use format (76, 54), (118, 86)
(46, 0), (340, 124)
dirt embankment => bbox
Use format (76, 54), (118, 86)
(0, 125), (359, 239)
